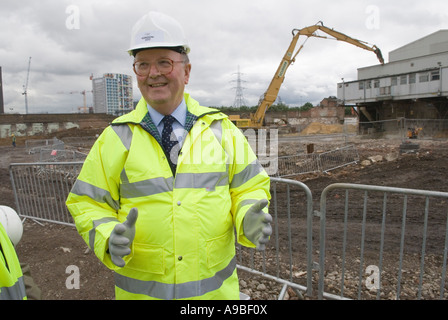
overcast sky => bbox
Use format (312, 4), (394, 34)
(1, 0), (448, 114)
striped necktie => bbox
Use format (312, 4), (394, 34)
(161, 115), (179, 173)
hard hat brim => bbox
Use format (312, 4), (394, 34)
(128, 44), (190, 56)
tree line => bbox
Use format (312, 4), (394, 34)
(213, 102), (353, 115)
(213, 102), (314, 113)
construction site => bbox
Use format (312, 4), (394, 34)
(1, 125), (448, 300)
(1, 21), (448, 301)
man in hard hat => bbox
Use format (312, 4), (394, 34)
(66, 11), (272, 300)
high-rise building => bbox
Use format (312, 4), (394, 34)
(92, 73), (133, 115)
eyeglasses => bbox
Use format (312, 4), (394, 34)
(133, 58), (185, 76)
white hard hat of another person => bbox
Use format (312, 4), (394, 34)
(128, 11), (190, 56)
(0, 205), (23, 247)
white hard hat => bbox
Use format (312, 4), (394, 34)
(128, 11), (190, 56)
(0, 206), (23, 247)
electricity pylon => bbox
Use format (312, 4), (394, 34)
(231, 65), (247, 108)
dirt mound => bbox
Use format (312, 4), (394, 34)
(300, 122), (356, 135)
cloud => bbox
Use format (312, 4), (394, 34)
(1, 0), (447, 114)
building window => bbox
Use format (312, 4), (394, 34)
(419, 72), (429, 82)
(431, 70), (440, 81)
(409, 73), (416, 84)
(400, 75), (407, 85)
(366, 80), (372, 89)
(359, 82), (364, 90)
(374, 80), (380, 88)
(391, 77), (398, 86)
(380, 86), (391, 95)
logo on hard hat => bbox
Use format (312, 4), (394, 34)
(137, 30), (164, 44)
(140, 33), (155, 42)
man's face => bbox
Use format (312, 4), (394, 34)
(134, 48), (191, 115)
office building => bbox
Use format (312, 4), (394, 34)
(92, 73), (133, 115)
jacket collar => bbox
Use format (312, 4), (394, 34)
(112, 93), (226, 125)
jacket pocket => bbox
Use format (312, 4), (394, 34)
(206, 231), (234, 269)
(127, 243), (165, 275)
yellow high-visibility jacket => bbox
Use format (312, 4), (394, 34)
(66, 93), (270, 300)
(0, 224), (26, 300)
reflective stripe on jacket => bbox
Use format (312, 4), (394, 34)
(0, 224), (26, 300)
(66, 93), (271, 300)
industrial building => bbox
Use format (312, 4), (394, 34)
(92, 73), (133, 115)
(337, 30), (448, 137)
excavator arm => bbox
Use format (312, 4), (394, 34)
(296, 22), (384, 64)
(250, 21), (384, 128)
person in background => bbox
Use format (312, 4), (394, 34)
(66, 11), (272, 300)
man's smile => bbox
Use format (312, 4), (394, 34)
(148, 82), (168, 88)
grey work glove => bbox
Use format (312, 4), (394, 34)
(243, 199), (272, 251)
(109, 207), (138, 267)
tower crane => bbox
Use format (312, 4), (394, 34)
(229, 21), (384, 128)
(57, 90), (92, 112)
(22, 57), (31, 114)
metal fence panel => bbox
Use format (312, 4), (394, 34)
(402, 118), (448, 139)
(25, 138), (65, 155)
(236, 177), (315, 299)
(318, 145), (359, 173)
(9, 162), (83, 226)
(272, 153), (321, 177)
(318, 183), (448, 300)
(269, 144), (359, 177)
(37, 148), (88, 162)
(358, 118), (448, 139)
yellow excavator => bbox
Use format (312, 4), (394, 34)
(229, 21), (385, 129)
(407, 127), (423, 139)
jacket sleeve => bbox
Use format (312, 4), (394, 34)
(223, 121), (271, 248)
(66, 126), (133, 270)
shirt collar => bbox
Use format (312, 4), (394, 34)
(147, 99), (187, 128)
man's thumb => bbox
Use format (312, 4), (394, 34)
(251, 199), (268, 213)
(123, 207), (138, 228)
